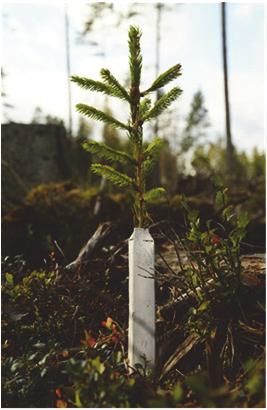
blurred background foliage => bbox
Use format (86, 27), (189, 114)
(2, 87), (265, 266)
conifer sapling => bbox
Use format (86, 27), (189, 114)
(71, 26), (182, 227)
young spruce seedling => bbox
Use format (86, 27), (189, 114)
(71, 26), (182, 227)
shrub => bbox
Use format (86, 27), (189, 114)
(156, 186), (265, 393)
(1, 263), (183, 408)
(1, 253), (129, 407)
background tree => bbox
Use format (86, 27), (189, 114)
(221, 2), (235, 175)
(77, 116), (92, 140)
(158, 139), (178, 194)
(181, 90), (209, 153)
(1, 68), (14, 122)
(64, 3), (72, 136)
(31, 107), (64, 126)
(154, 3), (163, 136)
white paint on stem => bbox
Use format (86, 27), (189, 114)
(128, 228), (155, 370)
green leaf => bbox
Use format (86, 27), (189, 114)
(76, 104), (130, 132)
(100, 69), (130, 102)
(92, 357), (105, 374)
(82, 140), (135, 165)
(75, 390), (83, 408)
(144, 187), (167, 204)
(172, 383), (183, 402)
(143, 87), (182, 121)
(187, 209), (199, 223)
(215, 190), (225, 208)
(91, 164), (134, 188)
(143, 63), (182, 94)
(237, 211), (249, 229)
(198, 300), (210, 312)
(222, 205), (235, 222)
(5, 272), (14, 286)
(229, 227), (246, 246)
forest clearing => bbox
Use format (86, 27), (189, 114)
(1, 2), (265, 408)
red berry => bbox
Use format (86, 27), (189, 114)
(211, 234), (220, 245)
(87, 337), (96, 347)
(55, 388), (62, 398)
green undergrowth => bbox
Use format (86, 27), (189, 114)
(1, 185), (265, 407)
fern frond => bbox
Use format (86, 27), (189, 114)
(143, 87), (182, 121)
(144, 187), (167, 204)
(82, 140), (135, 165)
(91, 164), (134, 188)
(100, 69), (130, 102)
(128, 25), (142, 87)
(142, 64), (182, 95)
(76, 104), (130, 132)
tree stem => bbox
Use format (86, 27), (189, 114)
(130, 85), (144, 227)
(137, 152), (144, 227)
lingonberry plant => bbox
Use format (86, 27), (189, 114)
(71, 26), (182, 227)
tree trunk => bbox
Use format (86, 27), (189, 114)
(154, 3), (162, 137)
(64, 4), (72, 136)
(221, 2), (234, 174)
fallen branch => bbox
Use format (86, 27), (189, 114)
(65, 222), (111, 273)
(160, 333), (201, 379)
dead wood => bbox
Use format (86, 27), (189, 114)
(65, 222), (112, 273)
(160, 333), (201, 379)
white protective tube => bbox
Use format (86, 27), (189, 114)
(128, 228), (155, 370)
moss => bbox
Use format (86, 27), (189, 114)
(2, 181), (129, 267)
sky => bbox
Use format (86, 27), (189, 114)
(1, 1), (265, 152)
